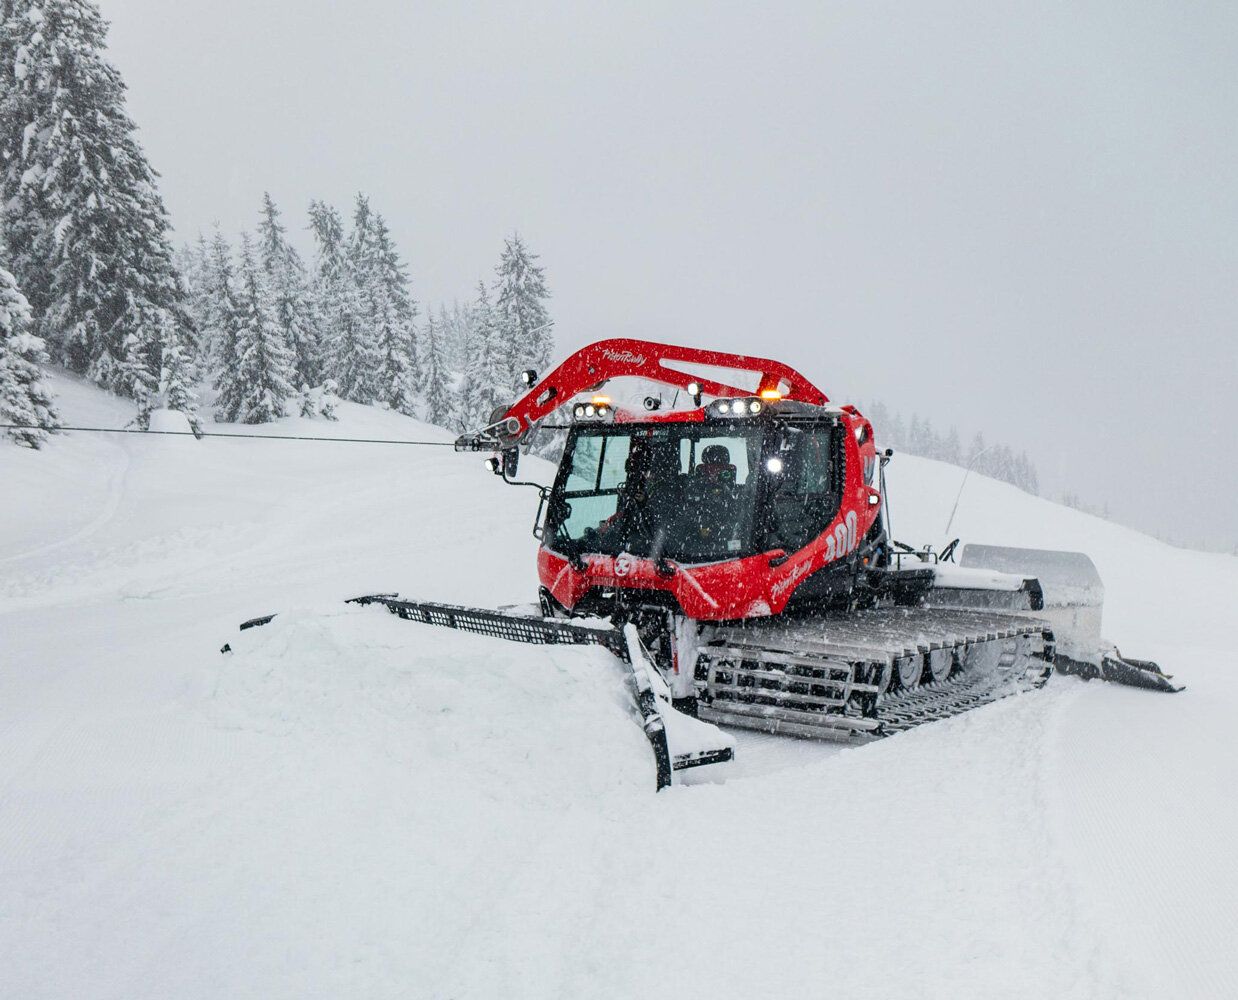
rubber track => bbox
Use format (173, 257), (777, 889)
(696, 608), (1054, 740)
(874, 651), (1051, 734)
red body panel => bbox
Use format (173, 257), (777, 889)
(537, 406), (881, 620)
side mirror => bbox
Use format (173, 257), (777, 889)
(502, 447), (520, 478)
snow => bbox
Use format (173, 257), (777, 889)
(929, 563), (1029, 590)
(2, 369), (1236, 999)
(146, 407), (194, 433)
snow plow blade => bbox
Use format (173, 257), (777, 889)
(958, 545), (1182, 693)
(222, 595), (734, 789)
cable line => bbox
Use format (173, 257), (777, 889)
(0, 422), (458, 446)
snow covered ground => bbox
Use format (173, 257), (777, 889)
(2, 371), (1235, 999)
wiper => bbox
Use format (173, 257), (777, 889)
(649, 527), (675, 578)
(550, 528), (589, 571)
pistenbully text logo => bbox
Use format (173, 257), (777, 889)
(771, 560), (812, 601)
(601, 349), (647, 366)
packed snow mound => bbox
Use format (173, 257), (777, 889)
(146, 407), (196, 434)
(215, 603), (652, 798)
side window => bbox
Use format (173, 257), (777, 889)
(556, 434), (628, 546)
(765, 426), (840, 553)
(793, 431), (831, 494)
(565, 435), (602, 492)
(597, 435), (630, 490)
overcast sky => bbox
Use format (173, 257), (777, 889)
(99, 0), (1236, 550)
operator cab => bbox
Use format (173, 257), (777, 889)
(545, 401), (846, 567)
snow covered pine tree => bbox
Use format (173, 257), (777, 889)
(310, 200), (369, 404)
(257, 192), (320, 391)
(150, 305), (201, 436)
(419, 310), (453, 427)
(329, 195), (383, 404)
(456, 280), (507, 431)
(493, 233), (553, 388)
(205, 231), (242, 403)
(0, 257), (59, 447)
(0, 0), (192, 410)
(438, 301), (469, 374)
(215, 235), (296, 424)
(175, 233), (215, 382)
(366, 213), (418, 414)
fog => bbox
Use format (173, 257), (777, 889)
(100, 0), (1236, 551)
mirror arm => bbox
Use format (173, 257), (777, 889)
(500, 468), (548, 492)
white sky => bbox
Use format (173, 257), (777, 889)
(99, 0), (1237, 550)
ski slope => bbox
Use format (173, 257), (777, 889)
(2, 371), (1235, 999)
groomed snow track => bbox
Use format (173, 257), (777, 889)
(696, 607), (1055, 740)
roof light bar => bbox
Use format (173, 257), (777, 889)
(709, 397), (772, 418)
(572, 399), (612, 420)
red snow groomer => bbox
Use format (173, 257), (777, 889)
(230, 339), (1180, 789)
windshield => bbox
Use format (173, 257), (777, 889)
(548, 425), (766, 564)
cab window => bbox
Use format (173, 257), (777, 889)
(761, 425), (842, 553)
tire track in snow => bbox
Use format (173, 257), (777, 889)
(0, 435), (130, 567)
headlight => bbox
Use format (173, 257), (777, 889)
(711, 397), (766, 417)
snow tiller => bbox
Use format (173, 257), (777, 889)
(226, 338), (1181, 789)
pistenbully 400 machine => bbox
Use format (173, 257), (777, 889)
(228, 339), (1181, 789)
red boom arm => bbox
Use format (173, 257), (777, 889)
(461, 338), (829, 448)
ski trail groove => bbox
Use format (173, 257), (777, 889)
(0, 436), (130, 567)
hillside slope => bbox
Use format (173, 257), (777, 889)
(1, 372), (1235, 999)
